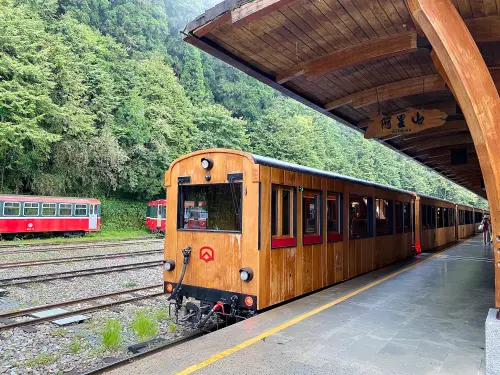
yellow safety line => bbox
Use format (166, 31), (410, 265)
(175, 239), (470, 375)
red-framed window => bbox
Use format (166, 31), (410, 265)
(327, 192), (342, 242)
(303, 190), (322, 245)
(271, 185), (296, 249)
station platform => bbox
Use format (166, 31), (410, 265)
(106, 236), (494, 375)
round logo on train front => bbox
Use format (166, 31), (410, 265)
(200, 246), (214, 263)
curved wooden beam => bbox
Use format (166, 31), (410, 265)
(407, 0), (500, 307)
(400, 134), (473, 151)
(276, 31), (418, 84)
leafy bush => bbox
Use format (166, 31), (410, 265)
(101, 319), (122, 349)
(131, 313), (158, 341)
(99, 198), (147, 231)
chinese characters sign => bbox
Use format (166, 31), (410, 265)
(364, 108), (448, 139)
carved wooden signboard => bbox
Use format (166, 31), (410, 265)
(364, 108), (448, 139)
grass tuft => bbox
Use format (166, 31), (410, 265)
(101, 319), (122, 349)
(50, 328), (66, 337)
(25, 353), (58, 366)
(168, 321), (177, 332)
(123, 280), (138, 288)
(131, 312), (158, 341)
(69, 338), (80, 354)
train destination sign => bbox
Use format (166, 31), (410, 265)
(364, 108), (448, 139)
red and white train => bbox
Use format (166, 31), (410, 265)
(0, 195), (101, 237)
(146, 199), (166, 233)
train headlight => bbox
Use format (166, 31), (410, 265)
(201, 157), (214, 171)
(163, 260), (175, 271)
(239, 268), (253, 282)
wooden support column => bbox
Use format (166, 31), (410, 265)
(407, 0), (500, 307)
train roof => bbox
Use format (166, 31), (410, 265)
(0, 195), (100, 203)
(250, 153), (414, 196)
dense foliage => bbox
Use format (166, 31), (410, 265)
(0, 0), (488, 209)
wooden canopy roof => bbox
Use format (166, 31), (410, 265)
(183, 0), (500, 198)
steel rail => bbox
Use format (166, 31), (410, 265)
(0, 289), (166, 331)
(0, 283), (163, 319)
(0, 249), (163, 269)
(0, 261), (162, 287)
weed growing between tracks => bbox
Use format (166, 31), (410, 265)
(101, 319), (122, 350)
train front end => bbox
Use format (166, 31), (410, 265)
(163, 150), (260, 328)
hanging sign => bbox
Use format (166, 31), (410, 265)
(364, 108), (448, 139)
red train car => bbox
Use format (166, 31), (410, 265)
(0, 195), (101, 237)
(146, 199), (166, 232)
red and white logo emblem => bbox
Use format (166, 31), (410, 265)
(200, 246), (214, 263)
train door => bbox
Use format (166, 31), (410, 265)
(89, 204), (98, 230)
(156, 203), (162, 229)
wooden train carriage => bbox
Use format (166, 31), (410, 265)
(0, 195), (101, 236)
(458, 204), (476, 239)
(163, 149), (414, 316)
(146, 199), (166, 232)
(416, 194), (457, 252)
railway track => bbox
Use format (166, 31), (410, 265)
(0, 249), (163, 269)
(0, 238), (163, 254)
(0, 261), (162, 287)
(0, 284), (165, 331)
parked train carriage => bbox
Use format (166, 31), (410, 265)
(458, 204), (476, 239)
(0, 195), (100, 236)
(146, 199), (166, 232)
(416, 194), (457, 252)
(163, 149), (414, 321)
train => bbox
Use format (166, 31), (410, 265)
(146, 199), (166, 233)
(162, 149), (488, 327)
(0, 195), (101, 237)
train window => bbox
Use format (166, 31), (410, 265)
(59, 203), (72, 216)
(75, 204), (87, 216)
(430, 206), (436, 228)
(450, 209), (455, 227)
(327, 192), (342, 242)
(3, 202), (20, 216)
(421, 204), (428, 229)
(42, 203), (56, 216)
(271, 185), (296, 248)
(178, 183), (242, 232)
(395, 201), (403, 234)
(23, 203), (39, 216)
(350, 195), (372, 239)
(375, 198), (392, 236)
(437, 207), (443, 228)
(403, 202), (410, 233)
(443, 208), (449, 227)
(303, 190), (322, 244)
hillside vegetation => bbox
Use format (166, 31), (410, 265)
(0, 0), (488, 209)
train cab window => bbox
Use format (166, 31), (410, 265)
(59, 203), (72, 216)
(42, 203), (56, 216)
(4, 202), (20, 216)
(443, 208), (449, 227)
(327, 192), (342, 242)
(271, 185), (296, 248)
(395, 201), (403, 234)
(403, 202), (410, 233)
(75, 204), (88, 216)
(375, 198), (392, 236)
(178, 183), (242, 232)
(23, 203), (39, 216)
(303, 190), (322, 245)
(350, 195), (372, 239)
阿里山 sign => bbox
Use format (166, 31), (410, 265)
(364, 108), (448, 139)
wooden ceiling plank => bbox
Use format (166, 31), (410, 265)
(311, 0), (360, 45)
(337, 0), (380, 38)
(376, 0), (407, 32)
(300, 1), (352, 48)
(465, 16), (500, 42)
(193, 12), (231, 37)
(324, 74), (445, 110)
(352, 0), (395, 36)
(482, 0), (498, 15)
(322, 0), (370, 42)
(371, 59), (403, 81)
(231, 0), (298, 27)
(394, 55), (420, 78)
(389, 0), (417, 29)
(276, 30), (418, 84)
(469, 0), (486, 17)
(400, 120), (469, 141)
(401, 134), (474, 152)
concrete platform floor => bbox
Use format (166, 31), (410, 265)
(106, 236), (494, 375)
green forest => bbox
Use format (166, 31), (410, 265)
(0, 0), (488, 210)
